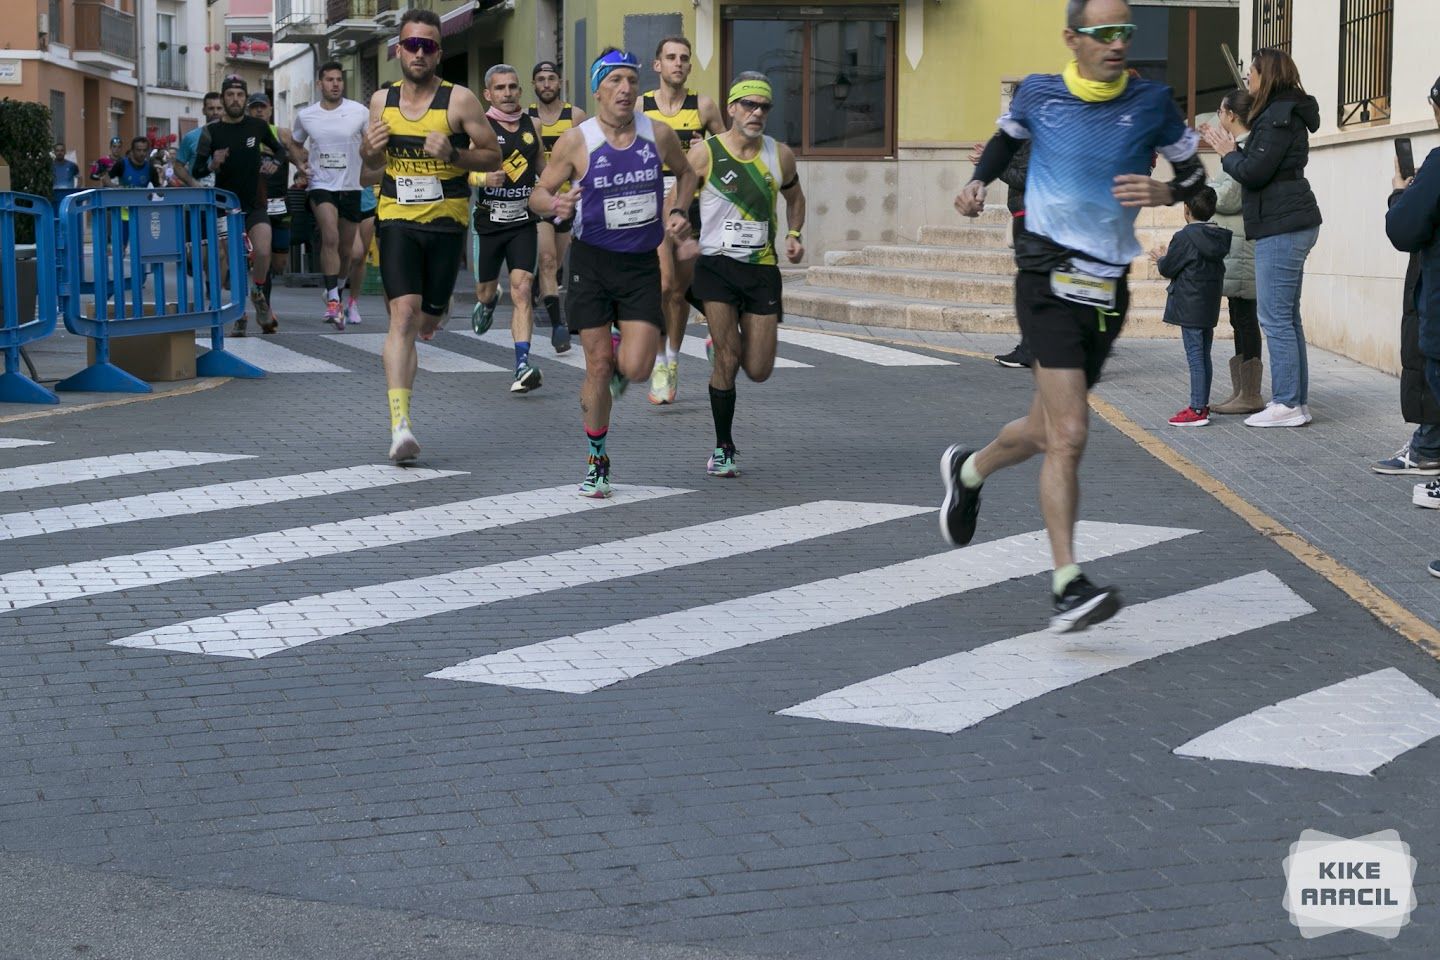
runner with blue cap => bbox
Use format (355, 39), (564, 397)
(531, 46), (698, 498)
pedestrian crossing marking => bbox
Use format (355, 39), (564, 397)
(2, 484), (687, 614)
(0, 439), (52, 450)
(447, 329), (589, 370)
(1174, 668), (1440, 776)
(777, 329), (954, 367)
(111, 500), (929, 660)
(0, 450), (252, 494)
(0, 464), (462, 542)
(676, 338), (810, 369)
(196, 338), (351, 373)
(333, 334), (509, 373)
(779, 571), (1315, 734)
(429, 521), (1196, 693)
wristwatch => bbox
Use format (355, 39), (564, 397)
(786, 229), (803, 240)
(669, 207), (687, 219)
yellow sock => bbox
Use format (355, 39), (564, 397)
(387, 389), (411, 431)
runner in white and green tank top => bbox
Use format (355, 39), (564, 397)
(673, 72), (806, 480)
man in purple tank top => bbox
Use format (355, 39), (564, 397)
(531, 48), (696, 498)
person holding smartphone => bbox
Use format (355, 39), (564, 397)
(1379, 78), (1440, 490)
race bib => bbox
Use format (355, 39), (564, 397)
(603, 193), (657, 230)
(663, 175), (677, 198)
(266, 197), (288, 216)
(721, 219), (767, 252)
(1050, 267), (1117, 310)
(394, 175), (442, 204)
(488, 198), (528, 223)
(318, 151), (347, 170)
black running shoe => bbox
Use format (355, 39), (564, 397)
(994, 345), (1031, 368)
(1050, 575), (1122, 633)
(551, 321), (572, 354)
(938, 444), (982, 546)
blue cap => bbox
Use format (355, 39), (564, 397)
(589, 49), (640, 94)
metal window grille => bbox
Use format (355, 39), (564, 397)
(1253, 0), (1292, 54)
(1338, 0), (1393, 127)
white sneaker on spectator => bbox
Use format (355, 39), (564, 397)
(1413, 478), (1440, 509)
(1244, 402), (1308, 428)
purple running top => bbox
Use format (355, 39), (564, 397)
(573, 114), (666, 253)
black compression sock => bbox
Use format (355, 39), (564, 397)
(709, 385), (736, 447)
(543, 295), (561, 327)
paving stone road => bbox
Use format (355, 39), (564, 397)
(0, 288), (1435, 959)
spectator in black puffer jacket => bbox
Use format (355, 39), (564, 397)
(1374, 76), (1440, 478)
(1203, 47), (1323, 429)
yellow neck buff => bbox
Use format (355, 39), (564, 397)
(728, 78), (773, 103)
(1062, 60), (1128, 103)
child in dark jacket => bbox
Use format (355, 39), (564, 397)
(1152, 187), (1233, 426)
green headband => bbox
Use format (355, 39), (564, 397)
(728, 79), (772, 103)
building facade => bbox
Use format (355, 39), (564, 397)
(141, 0), (209, 142)
(0, 0), (140, 174)
(1241, 0), (1438, 375)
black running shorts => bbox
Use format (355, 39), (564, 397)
(565, 238), (663, 331)
(1014, 268), (1128, 387)
(474, 223), (538, 283)
(309, 189), (363, 223)
(692, 255), (783, 319)
(378, 221), (464, 317)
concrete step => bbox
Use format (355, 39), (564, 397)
(806, 264), (1169, 309)
(917, 222), (1182, 251)
(782, 281), (1181, 339)
(825, 244), (1165, 282)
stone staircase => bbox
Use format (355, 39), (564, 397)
(787, 205), (1196, 338)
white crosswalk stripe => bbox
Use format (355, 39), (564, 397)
(332, 334), (509, 373)
(429, 521), (1196, 693)
(0, 450), (252, 494)
(676, 337), (810, 369)
(1, 484), (687, 613)
(0, 464), (462, 541)
(446, 329), (589, 370)
(779, 572), (1315, 734)
(111, 500), (929, 659)
(1174, 668), (1440, 776)
(0, 439), (53, 450)
(777, 329), (954, 367)
(197, 338), (350, 373)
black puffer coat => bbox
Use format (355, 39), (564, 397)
(1156, 222), (1233, 329)
(1388, 188), (1440, 425)
(1220, 91), (1324, 240)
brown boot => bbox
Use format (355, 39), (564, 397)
(1213, 358), (1264, 415)
(1210, 356), (1243, 412)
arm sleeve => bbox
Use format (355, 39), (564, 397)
(1386, 148), (1440, 252)
(191, 128), (212, 179)
(1219, 114), (1291, 190)
(972, 131), (1024, 186)
(1154, 231), (1192, 279)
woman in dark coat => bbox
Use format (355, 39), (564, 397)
(1202, 48), (1323, 428)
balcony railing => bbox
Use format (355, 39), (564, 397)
(1338, 0), (1393, 127)
(328, 0), (376, 23)
(275, 0), (326, 42)
(73, 0), (136, 63)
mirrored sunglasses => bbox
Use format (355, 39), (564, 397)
(1075, 23), (1137, 44)
(399, 36), (440, 56)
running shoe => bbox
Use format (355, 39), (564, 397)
(994, 345), (1032, 368)
(1373, 444), (1440, 476)
(388, 418), (420, 464)
(511, 363), (542, 394)
(1430, 560), (1440, 580)
(610, 372), (629, 399)
(1168, 405), (1210, 427)
(251, 286), (278, 334)
(326, 298), (344, 332)
(649, 360), (678, 405)
(1413, 478), (1440, 509)
(579, 454), (612, 498)
(1243, 402), (1307, 428)
(229, 316), (248, 338)
(938, 444), (981, 547)
(471, 299), (496, 336)
(551, 320), (571, 354)
(1050, 575), (1122, 633)
(705, 337), (714, 365)
(345, 298), (363, 326)
(707, 444), (740, 478)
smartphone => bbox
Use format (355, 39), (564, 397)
(1396, 137), (1416, 181)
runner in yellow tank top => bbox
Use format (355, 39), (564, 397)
(529, 60), (589, 343)
(360, 8), (500, 464)
(644, 36), (725, 406)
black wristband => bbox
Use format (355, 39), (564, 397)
(669, 207), (687, 218)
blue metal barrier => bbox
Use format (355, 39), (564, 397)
(0, 193), (59, 404)
(56, 187), (265, 392)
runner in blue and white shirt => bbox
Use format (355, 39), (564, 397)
(938, 0), (1207, 634)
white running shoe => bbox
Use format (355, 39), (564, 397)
(1414, 478), (1440, 509)
(345, 299), (363, 325)
(1243, 402), (1308, 428)
(388, 419), (420, 464)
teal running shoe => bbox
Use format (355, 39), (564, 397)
(471, 299), (496, 335)
(706, 444), (739, 478)
(579, 454), (612, 498)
